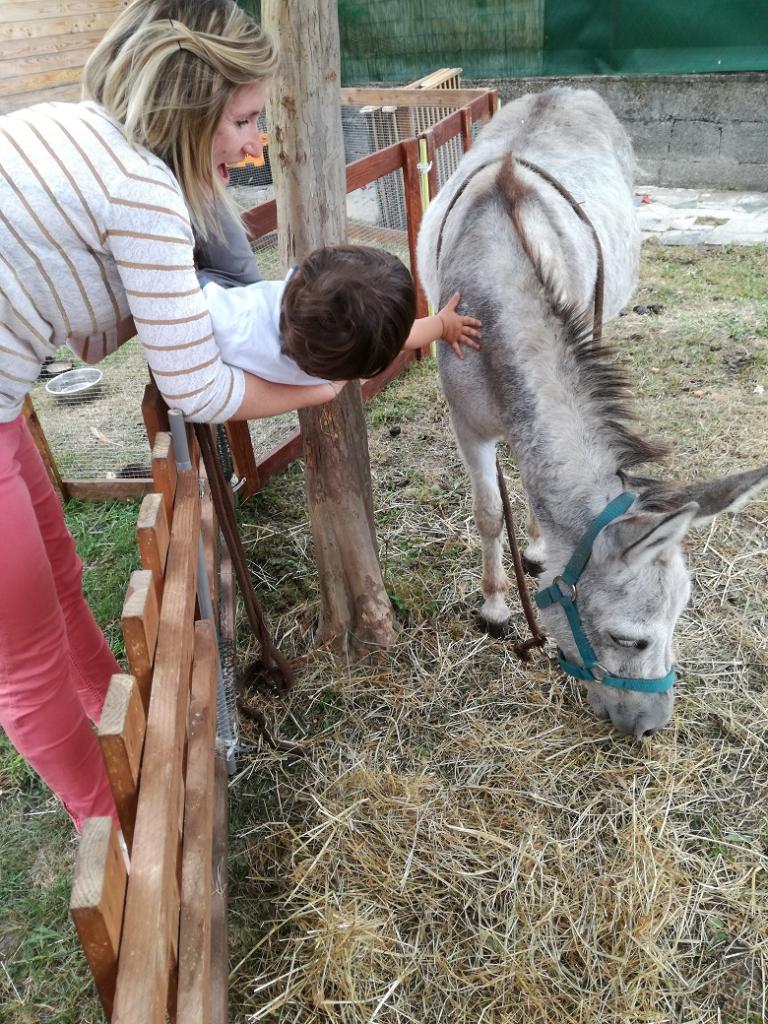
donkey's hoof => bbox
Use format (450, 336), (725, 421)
(478, 615), (510, 639)
(522, 554), (544, 577)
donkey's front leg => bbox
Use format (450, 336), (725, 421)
(452, 418), (511, 635)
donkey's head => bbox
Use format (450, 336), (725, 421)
(534, 465), (768, 739)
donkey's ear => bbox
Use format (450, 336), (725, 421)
(634, 465), (768, 526)
(600, 504), (699, 570)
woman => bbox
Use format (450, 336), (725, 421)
(0, 0), (337, 835)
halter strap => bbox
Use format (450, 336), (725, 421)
(535, 493), (676, 694)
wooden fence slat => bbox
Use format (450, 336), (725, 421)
(70, 817), (129, 1021)
(99, 674), (146, 852)
(152, 432), (177, 523)
(210, 754), (229, 1024)
(121, 569), (159, 713)
(111, 470), (200, 1024)
(177, 622), (218, 1024)
(199, 459), (218, 614)
(137, 492), (170, 609)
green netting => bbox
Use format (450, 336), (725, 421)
(238, 1), (768, 81)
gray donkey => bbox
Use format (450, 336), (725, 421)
(417, 87), (768, 739)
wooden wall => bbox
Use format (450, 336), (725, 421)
(0, 0), (128, 116)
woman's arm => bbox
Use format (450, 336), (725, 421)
(232, 375), (347, 420)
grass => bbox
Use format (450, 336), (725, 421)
(1, 242), (767, 1023)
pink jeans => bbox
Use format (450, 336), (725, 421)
(0, 413), (119, 830)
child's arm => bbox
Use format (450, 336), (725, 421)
(404, 292), (482, 358)
(233, 374), (347, 421)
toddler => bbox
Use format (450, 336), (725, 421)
(201, 244), (481, 394)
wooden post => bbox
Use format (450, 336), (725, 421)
(22, 395), (69, 500)
(262, 0), (396, 655)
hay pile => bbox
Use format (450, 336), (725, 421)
(229, 244), (768, 1023)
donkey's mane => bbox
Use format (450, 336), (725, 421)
(495, 157), (668, 471)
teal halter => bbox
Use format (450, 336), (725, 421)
(534, 492), (676, 694)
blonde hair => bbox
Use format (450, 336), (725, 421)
(83, 0), (276, 238)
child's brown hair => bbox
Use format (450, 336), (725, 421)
(280, 245), (416, 380)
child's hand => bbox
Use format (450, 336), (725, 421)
(437, 292), (482, 359)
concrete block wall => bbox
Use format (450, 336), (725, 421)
(468, 73), (768, 190)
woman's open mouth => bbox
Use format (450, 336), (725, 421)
(217, 163), (230, 183)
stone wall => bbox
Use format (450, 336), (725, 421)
(467, 74), (768, 190)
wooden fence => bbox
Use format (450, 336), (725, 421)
(69, 421), (233, 1023)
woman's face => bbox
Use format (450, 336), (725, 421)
(211, 80), (268, 183)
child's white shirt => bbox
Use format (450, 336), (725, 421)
(202, 271), (327, 387)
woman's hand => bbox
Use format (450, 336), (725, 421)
(437, 292), (482, 358)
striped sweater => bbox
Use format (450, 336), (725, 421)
(0, 100), (245, 423)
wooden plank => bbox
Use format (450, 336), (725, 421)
(0, 82), (79, 114)
(0, 29), (105, 60)
(22, 394), (68, 500)
(0, 65), (82, 98)
(121, 569), (159, 713)
(210, 753), (229, 1024)
(341, 87), (487, 108)
(0, 44), (94, 81)
(137, 492), (170, 609)
(99, 674), (146, 852)
(224, 421), (259, 499)
(0, 11), (119, 42)
(70, 817), (129, 1021)
(111, 470), (200, 1024)
(3, 0), (126, 21)
(63, 478), (154, 501)
(152, 432), (177, 523)
(199, 458), (218, 615)
(240, 199), (276, 241)
(346, 140), (403, 192)
(430, 109), (463, 149)
(406, 67), (463, 90)
(401, 138), (428, 318)
(177, 622), (218, 1024)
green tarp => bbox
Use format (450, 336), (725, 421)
(237, 2), (768, 83)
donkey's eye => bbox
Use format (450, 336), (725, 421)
(610, 634), (649, 651)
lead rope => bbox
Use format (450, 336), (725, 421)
(193, 423), (307, 757)
(495, 459), (547, 660)
(436, 152), (605, 657)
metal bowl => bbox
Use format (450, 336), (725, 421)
(45, 367), (103, 401)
